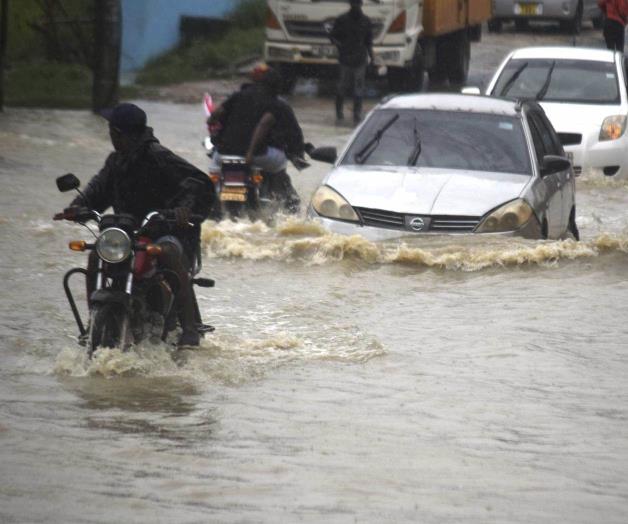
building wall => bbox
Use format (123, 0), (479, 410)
(121, 0), (235, 73)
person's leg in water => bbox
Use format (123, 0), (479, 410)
(353, 64), (366, 124)
(336, 65), (352, 122)
(604, 18), (625, 51)
(157, 239), (199, 347)
(253, 148), (300, 213)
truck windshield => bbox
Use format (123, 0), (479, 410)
(342, 109), (531, 175)
(493, 58), (620, 105)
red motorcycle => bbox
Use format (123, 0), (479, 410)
(54, 174), (214, 357)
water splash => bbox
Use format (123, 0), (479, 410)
(201, 219), (628, 271)
(54, 328), (385, 385)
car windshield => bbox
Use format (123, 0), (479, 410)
(341, 109), (531, 175)
(492, 58), (620, 104)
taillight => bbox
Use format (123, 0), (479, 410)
(209, 171), (221, 184)
(251, 173), (264, 185)
(266, 7), (281, 29)
(388, 11), (406, 33)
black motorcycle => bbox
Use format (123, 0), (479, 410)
(54, 174), (214, 357)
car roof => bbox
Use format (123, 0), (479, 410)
(508, 46), (617, 63)
(378, 93), (522, 117)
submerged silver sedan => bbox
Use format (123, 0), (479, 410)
(308, 94), (578, 241)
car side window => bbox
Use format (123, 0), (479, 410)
(529, 112), (559, 156)
(526, 113), (546, 165)
(536, 111), (564, 155)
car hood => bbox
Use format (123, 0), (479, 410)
(540, 101), (624, 133)
(326, 167), (530, 216)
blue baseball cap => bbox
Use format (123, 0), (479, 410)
(101, 103), (147, 133)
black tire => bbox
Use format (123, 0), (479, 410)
(541, 218), (549, 240)
(568, 208), (580, 241)
(88, 303), (126, 357)
(387, 62), (424, 93)
(468, 24), (482, 42)
(487, 19), (502, 33)
(514, 19), (529, 31)
(561, 1), (582, 34)
(225, 201), (244, 221)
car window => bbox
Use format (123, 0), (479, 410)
(492, 58), (620, 104)
(341, 109), (532, 175)
(527, 115), (546, 166)
(528, 111), (559, 156)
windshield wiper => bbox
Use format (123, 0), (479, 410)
(355, 113), (400, 164)
(535, 61), (556, 101)
(407, 117), (422, 165)
(500, 62), (528, 97)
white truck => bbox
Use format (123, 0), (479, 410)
(264, 0), (492, 93)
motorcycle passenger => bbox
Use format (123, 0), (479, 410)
(57, 103), (215, 347)
(208, 66), (287, 176)
(209, 65), (304, 213)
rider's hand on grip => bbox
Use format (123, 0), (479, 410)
(53, 206), (79, 221)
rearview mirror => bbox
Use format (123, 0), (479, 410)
(56, 173), (80, 192)
(309, 146), (337, 164)
(461, 86), (481, 95)
(541, 155), (571, 176)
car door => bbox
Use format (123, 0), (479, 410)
(536, 110), (574, 231)
(526, 110), (564, 238)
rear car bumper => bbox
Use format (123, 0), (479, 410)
(563, 132), (628, 178)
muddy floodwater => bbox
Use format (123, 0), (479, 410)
(2, 28), (628, 523)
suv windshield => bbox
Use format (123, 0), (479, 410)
(342, 109), (531, 174)
(493, 58), (620, 104)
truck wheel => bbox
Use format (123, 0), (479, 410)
(468, 24), (482, 42)
(442, 31), (470, 86)
(487, 19), (502, 33)
(561, 1), (582, 34)
(387, 62), (424, 93)
(514, 19), (528, 31)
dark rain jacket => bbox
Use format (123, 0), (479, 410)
(329, 10), (373, 67)
(71, 128), (214, 222)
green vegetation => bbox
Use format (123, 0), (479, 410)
(5, 62), (92, 108)
(136, 0), (266, 86)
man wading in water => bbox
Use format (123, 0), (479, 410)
(329, 0), (375, 125)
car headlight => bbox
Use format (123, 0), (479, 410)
(311, 185), (359, 222)
(599, 115), (627, 141)
(476, 199), (534, 233)
(96, 227), (132, 263)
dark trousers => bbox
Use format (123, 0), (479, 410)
(603, 18), (625, 52)
(336, 64), (366, 120)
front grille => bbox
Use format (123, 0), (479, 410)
(354, 207), (481, 233)
(356, 207), (405, 229)
(285, 20), (384, 40)
(430, 216), (480, 232)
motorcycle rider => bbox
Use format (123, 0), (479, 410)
(56, 103), (215, 347)
(208, 65), (304, 213)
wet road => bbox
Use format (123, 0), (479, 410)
(1, 25), (628, 523)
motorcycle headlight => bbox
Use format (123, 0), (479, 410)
(599, 115), (627, 141)
(476, 199), (534, 233)
(96, 228), (132, 263)
(311, 185), (359, 222)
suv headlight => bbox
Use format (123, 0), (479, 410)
(311, 185), (359, 222)
(599, 115), (627, 141)
(476, 199), (534, 233)
(96, 227), (132, 263)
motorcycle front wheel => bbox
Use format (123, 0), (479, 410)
(88, 303), (129, 357)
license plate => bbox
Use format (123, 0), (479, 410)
(312, 45), (337, 58)
(515, 3), (542, 15)
(220, 192), (247, 202)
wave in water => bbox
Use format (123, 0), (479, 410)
(54, 328), (385, 383)
(201, 219), (628, 271)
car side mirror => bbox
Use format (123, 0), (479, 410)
(461, 86), (481, 95)
(541, 155), (571, 176)
(56, 173), (81, 192)
(309, 146), (337, 164)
